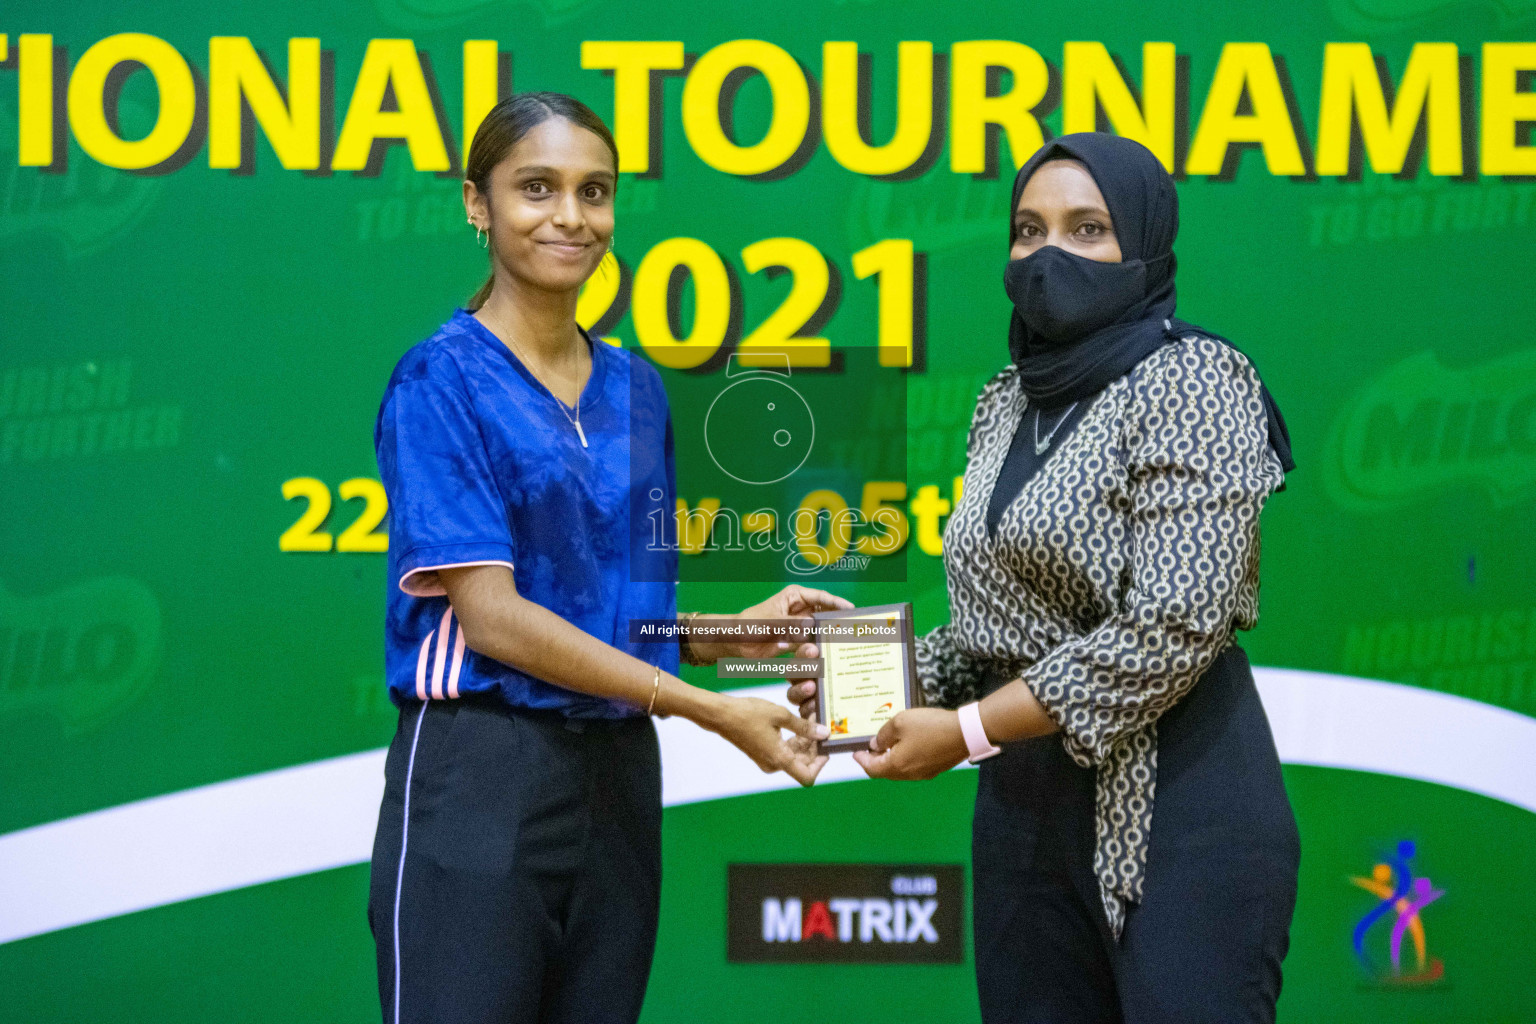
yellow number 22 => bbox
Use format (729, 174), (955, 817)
(279, 477), (389, 553)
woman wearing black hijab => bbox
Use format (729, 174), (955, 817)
(790, 133), (1300, 1021)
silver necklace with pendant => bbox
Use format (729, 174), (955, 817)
(494, 315), (589, 448)
(553, 386), (587, 448)
(1033, 401), (1079, 455)
(561, 395), (587, 448)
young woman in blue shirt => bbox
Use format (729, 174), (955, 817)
(367, 92), (843, 1024)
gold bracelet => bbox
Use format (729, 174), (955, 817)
(646, 664), (662, 717)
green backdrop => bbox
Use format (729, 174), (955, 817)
(2, 2), (1534, 1021)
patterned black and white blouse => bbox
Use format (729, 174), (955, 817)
(917, 333), (1286, 938)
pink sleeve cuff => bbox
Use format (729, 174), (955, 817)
(399, 559), (515, 597)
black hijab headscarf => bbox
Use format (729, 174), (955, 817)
(1005, 132), (1294, 475)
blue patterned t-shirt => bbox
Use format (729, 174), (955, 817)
(375, 308), (678, 718)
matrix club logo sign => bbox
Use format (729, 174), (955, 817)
(727, 863), (963, 964)
(1349, 839), (1446, 987)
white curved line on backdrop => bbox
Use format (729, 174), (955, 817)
(1254, 668), (1536, 813)
(1, 669), (1532, 946)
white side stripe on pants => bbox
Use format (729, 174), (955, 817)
(392, 702), (429, 1024)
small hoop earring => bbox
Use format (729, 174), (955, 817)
(606, 235), (614, 253)
(477, 227), (487, 249)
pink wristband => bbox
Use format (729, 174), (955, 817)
(958, 702), (1002, 763)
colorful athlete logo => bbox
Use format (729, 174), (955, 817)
(1349, 839), (1445, 986)
(829, 716), (849, 736)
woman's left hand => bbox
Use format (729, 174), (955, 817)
(852, 708), (969, 781)
(720, 584), (853, 660)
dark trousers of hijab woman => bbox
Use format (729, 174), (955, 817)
(971, 645), (1300, 1024)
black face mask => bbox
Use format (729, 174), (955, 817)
(1003, 246), (1152, 347)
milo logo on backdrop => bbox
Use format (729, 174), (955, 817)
(845, 175), (1008, 257)
(0, 103), (163, 258)
(1329, 0), (1536, 35)
(1325, 348), (1536, 509)
(0, 577), (161, 732)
